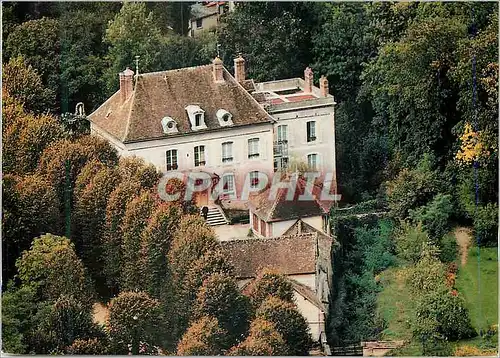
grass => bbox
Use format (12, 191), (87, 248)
(455, 246), (498, 332)
(376, 267), (415, 341)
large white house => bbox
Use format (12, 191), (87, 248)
(88, 56), (337, 205)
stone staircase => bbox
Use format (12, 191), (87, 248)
(202, 206), (228, 226)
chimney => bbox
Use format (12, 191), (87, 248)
(119, 67), (135, 103)
(234, 54), (245, 82)
(320, 75), (329, 97)
(304, 67), (313, 93)
(213, 56), (224, 83)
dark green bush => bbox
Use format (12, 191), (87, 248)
(439, 233), (458, 263)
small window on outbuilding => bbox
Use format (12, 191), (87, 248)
(196, 18), (203, 28)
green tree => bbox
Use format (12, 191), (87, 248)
(2, 174), (61, 283)
(141, 202), (182, 299)
(414, 289), (476, 344)
(229, 318), (289, 356)
(255, 296), (313, 355)
(73, 165), (119, 296)
(193, 273), (251, 348)
(386, 154), (440, 220)
(407, 242), (447, 294)
(39, 295), (105, 352)
(66, 337), (109, 355)
(410, 193), (454, 239)
(16, 234), (92, 305)
(1, 285), (40, 354)
(245, 268), (295, 309)
(107, 291), (166, 355)
(176, 316), (227, 356)
(2, 56), (55, 113)
(218, 2), (320, 81)
(103, 2), (166, 95)
(37, 135), (118, 212)
(102, 179), (142, 294)
(177, 249), (235, 335)
(120, 191), (158, 291)
(5, 17), (60, 110)
(395, 222), (431, 264)
(2, 104), (65, 176)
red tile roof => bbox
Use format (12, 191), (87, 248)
(248, 175), (334, 222)
(285, 94), (317, 102)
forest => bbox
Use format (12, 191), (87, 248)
(2, 1), (498, 356)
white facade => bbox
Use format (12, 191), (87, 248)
(249, 213), (326, 238)
(92, 122), (275, 201)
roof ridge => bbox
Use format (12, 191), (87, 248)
(138, 64), (212, 78)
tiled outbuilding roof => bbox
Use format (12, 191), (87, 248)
(88, 65), (273, 143)
(248, 176), (334, 222)
(220, 235), (317, 279)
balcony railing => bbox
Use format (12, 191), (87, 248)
(273, 140), (289, 157)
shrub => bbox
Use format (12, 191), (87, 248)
(395, 222), (430, 264)
(439, 233), (458, 263)
(407, 242), (447, 294)
(386, 154), (439, 220)
(414, 289), (476, 342)
(473, 203), (498, 246)
(410, 193), (454, 239)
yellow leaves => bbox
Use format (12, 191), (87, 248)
(455, 122), (492, 166)
(454, 344), (498, 356)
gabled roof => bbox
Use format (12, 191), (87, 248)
(88, 65), (273, 143)
(290, 279), (325, 311)
(220, 235), (318, 279)
(248, 176), (334, 222)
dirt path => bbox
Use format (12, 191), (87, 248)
(92, 302), (109, 325)
(454, 227), (473, 266)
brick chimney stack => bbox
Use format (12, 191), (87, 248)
(119, 67), (135, 103)
(234, 55), (245, 82)
(213, 56), (224, 83)
(304, 67), (313, 93)
(320, 75), (329, 97)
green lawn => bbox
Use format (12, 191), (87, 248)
(376, 247), (498, 355)
(376, 267), (415, 341)
(455, 246), (498, 332)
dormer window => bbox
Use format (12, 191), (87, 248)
(195, 113), (202, 127)
(185, 105), (207, 130)
(216, 109), (233, 127)
(161, 116), (178, 134)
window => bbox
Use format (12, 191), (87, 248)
(253, 213), (259, 231)
(260, 219), (267, 237)
(222, 173), (235, 195)
(250, 171), (259, 188)
(248, 138), (260, 158)
(196, 18), (202, 28)
(277, 125), (288, 142)
(194, 145), (205, 166)
(308, 153), (318, 170)
(307, 121), (316, 142)
(222, 142), (233, 163)
(166, 150), (178, 171)
(195, 113), (202, 127)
